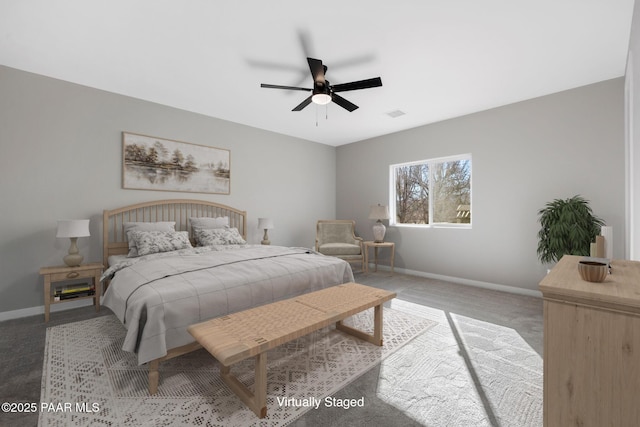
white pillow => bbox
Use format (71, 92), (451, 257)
(189, 216), (229, 231)
(124, 221), (176, 257)
(194, 227), (246, 246)
(130, 230), (192, 256)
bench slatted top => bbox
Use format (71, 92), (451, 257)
(188, 283), (395, 366)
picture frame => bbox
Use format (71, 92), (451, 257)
(122, 132), (230, 195)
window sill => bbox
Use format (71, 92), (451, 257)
(390, 223), (472, 230)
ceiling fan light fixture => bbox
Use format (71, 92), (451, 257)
(311, 93), (332, 105)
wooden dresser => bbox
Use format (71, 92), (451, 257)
(539, 255), (640, 427)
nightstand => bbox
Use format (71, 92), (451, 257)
(363, 241), (395, 274)
(39, 262), (104, 322)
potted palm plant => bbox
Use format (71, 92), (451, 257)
(537, 195), (604, 264)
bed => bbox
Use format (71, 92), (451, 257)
(101, 199), (355, 393)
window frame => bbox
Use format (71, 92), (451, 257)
(389, 153), (472, 229)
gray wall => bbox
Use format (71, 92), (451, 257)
(337, 79), (625, 292)
(0, 65), (336, 315)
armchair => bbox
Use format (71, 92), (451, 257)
(315, 220), (364, 272)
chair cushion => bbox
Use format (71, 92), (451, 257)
(318, 243), (361, 256)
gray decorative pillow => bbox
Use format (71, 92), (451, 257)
(124, 221), (176, 257)
(194, 227), (246, 246)
(189, 216), (229, 232)
(130, 230), (192, 256)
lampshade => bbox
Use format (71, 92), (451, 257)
(257, 218), (274, 230)
(368, 205), (390, 221)
(56, 219), (90, 238)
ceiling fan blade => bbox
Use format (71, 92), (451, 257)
(292, 95), (313, 111)
(331, 93), (359, 112)
(261, 83), (311, 92)
(331, 77), (382, 93)
(297, 29), (313, 58)
(307, 57), (326, 84)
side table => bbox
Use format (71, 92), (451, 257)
(39, 262), (104, 322)
(363, 241), (395, 274)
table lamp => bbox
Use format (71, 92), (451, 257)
(56, 219), (90, 266)
(258, 218), (274, 245)
(368, 204), (390, 243)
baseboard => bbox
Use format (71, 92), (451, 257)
(0, 298), (95, 322)
(368, 264), (543, 298)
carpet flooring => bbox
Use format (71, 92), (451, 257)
(0, 272), (544, 426)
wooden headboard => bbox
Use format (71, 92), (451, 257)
(103, 199), (247, 267)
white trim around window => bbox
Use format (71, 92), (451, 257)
(389, 153), (472, 228)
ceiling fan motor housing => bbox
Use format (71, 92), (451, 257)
(313, 81), (331, 95)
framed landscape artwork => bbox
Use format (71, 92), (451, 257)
(122, 132), (230, 195)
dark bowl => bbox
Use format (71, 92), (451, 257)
(578, 261), (608, 283)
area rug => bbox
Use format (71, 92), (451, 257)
(377, 299), (543, 427)
(38, 306), (435, 426)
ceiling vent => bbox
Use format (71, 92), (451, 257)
(386, 110), (406, 118)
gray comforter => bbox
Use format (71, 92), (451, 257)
(102, 245), (354, 364)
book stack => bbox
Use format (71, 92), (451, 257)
(54, 283), (95, 301)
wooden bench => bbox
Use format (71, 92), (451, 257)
(187, 282), (396, 418)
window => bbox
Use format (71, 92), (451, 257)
(390, 154), (471, 226)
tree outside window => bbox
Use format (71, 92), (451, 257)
(391, 155), (471, 226)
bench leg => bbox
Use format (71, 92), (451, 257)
(336, 303), (384, 346)
(220, 353), (268, 418)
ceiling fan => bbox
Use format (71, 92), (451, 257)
(260, 57), (382, 112)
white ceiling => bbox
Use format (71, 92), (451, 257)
(0, 0), (635, 146)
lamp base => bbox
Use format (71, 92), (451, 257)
(372, 221), (386, 243)
(63, 254), (83, 267)
(261, 230), (271, 245)
(63, 237), (83, 266)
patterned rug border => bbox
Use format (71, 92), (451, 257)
(39, 306), (436, 426)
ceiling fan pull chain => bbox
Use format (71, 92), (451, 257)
(316, 104), (319, 127)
